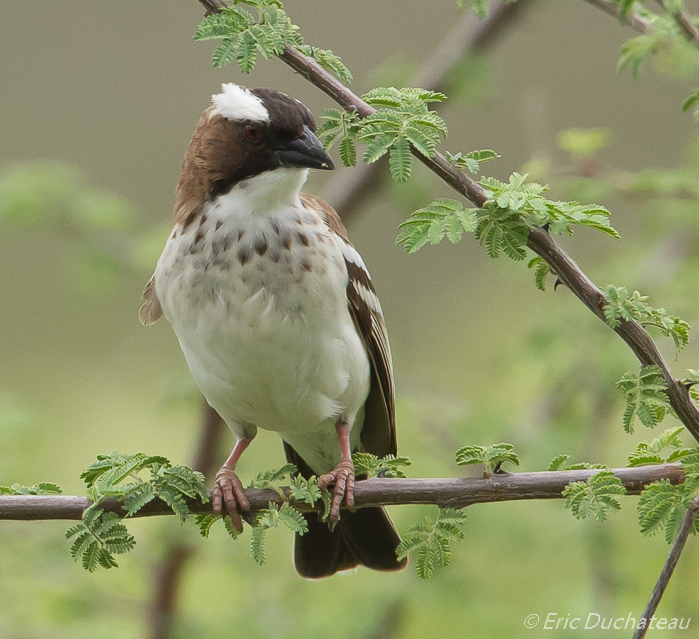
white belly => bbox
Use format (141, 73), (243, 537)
(153, 194), (369, 472)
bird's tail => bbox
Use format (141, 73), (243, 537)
(283, 442), (407, 578)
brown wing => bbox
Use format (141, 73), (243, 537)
(300, 193), (396, 457)
(139, 274), (163, 326)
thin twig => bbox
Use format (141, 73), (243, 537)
(0, 464), (685, 520)
(586, 0), (699, 48)
(582, 0), (654, 33)
(664, 2), (699, 45)
(631, 496), (699, 639)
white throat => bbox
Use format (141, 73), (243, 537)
(212, 168), (309, 218)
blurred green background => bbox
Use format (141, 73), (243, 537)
(2, 1), (699, 637)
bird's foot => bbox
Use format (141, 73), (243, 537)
(212, 466), (250, 532)
(318, 459), (355, 521)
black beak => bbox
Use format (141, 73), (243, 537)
(276, 125), (335, 171)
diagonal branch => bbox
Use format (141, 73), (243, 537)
(582, 0), (653, 34)
(585, 0), (699, 48)
(195, 0), (699, 445)
(196, 2), (699, 443)
(0, 464), (685, 520)
(323, 0), (530, 214)
(632, 495), (699, 639)
(276, 42), (699, 443)
(661, 1), (699, 44)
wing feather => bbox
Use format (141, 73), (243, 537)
(300, 193), (396, 456)
(139, 274), (163, 326)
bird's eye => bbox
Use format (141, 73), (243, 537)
(244, 125), (262, 142)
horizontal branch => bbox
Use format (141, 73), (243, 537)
(0, 465), (684, 521)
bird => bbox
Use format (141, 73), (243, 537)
(139, 83), (406, 578)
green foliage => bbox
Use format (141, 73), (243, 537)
(248, 463), (297, 492)
(68, 452), (210, 570)
(470, 0), (491, 18)
(611, 3), (699, 117)
(195, 513), (243, 540)
(395, 198), (477, 253)
(557, 128), (611, 158)
(481, 172), (617, 236)
(196, 468), (329, 556)
(548, 455), (572, 471)
(352, 453), (412, 478)
(317, 109), (361, 163)
(458, 0), (518, 16)
(619, 33), (665, 78)
(194, 1), (353, 83)
(396, 508), (466, 579)
(250, 502), (309, 565)
(527, 256), (551, 291)
(0, 482), (62, 495)
(319, 87), (448, 181)
(288, 474), (323, 505)
(466, 173), (617, 262)
(455, 442), (520, 476)
(602, 286), (690, 354)
(318, 75), (614, 267)
(0, 162), (142, 297)
(65, 507), (136, 572)
(196, 500), (312, 565)
(627, 427), (688, 466)
(194, 1), (300, 72)
(615, 365), (672, 433)
(547, 455), (608, 471)
(637, 451), (699, 544)
(563, 470), (626, 521)
(682, 88), (699, 116)
(80, 451), (209, 521)
(296, 45), (352, 85)
(446, 149), (499, 175)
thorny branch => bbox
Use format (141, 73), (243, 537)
(0, 464), (685, 520)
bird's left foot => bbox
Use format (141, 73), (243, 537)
(318, 459), (355, 521)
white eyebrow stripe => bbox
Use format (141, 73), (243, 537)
(211, 83), (270, 122)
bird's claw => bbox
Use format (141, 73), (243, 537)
(318, 459), (355, 521)
(212, 466), (250, 532)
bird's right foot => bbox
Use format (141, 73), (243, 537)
(212, 466), (250, 532)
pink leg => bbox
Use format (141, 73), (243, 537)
(212, 436), (252, 532)
(318, 421), (355, 521)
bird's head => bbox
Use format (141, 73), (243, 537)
(175, 84), (334, 223)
